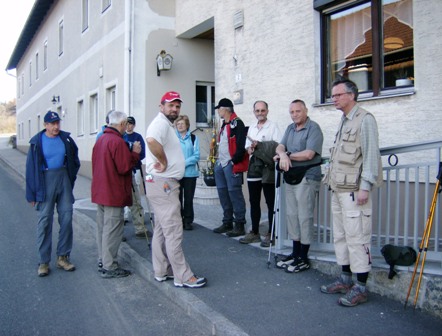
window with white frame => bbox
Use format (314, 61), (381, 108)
(35, 52), (39, 80)
(82, 0), (89, 32)
(77, 100), (85, 136)
(102, 0), (111, 12)
(106, 85), (116, 114)
(196, 82), (215, 127)
(59, 20), (64, 56)
(44, 40), (48, 70)
(29, 61), (32, 87)
(316, 0), (414, 102)
(89, 93), (99, 134)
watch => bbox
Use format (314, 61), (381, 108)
(286, 151), (291, 156)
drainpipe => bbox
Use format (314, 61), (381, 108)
(124, 0), (133, 115)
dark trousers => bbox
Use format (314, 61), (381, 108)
(179, 177), (197, 225)
(247, 180), (275, 234)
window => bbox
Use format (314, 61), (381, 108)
(317, 0), (414, 102)
(77, 100), (85, 136)
(35, 53), (39, 80)
(102, 0), (111, 12)
(59, 20), (64, 56)
(21, 74), (24, 95)
(44, 40), (48, 70)
(89, 93), (99, 134)
(29, 61), (32, 87)
(82, 0), (89, 32)
(106, 85), (116, 113)
(196, 82), (215, 127)
(17, 77), (20, 99)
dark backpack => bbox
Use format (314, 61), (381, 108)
(381, 244), (417, 279)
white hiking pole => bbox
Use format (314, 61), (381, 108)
(267, 165), (282, 268)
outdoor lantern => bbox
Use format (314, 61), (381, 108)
(51, 95), (60, 104)
(156, 50), (173, 76)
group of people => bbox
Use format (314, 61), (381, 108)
(25, 77), (382, 304)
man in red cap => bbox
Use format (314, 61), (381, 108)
(144, 91), (207, 288)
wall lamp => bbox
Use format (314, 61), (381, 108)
(51, 95), (60, 104)
(156, 50), (173, 76)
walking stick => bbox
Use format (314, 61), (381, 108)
(267, 165), (281, 268)
(138, 169), (153, 250)
(404, 162), (442, 309)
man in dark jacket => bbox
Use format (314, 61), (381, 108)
(213, 98), (249, 237)
(26, 111), (80, 277)
(92, 110), (141, 278)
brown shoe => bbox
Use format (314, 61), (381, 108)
(57, 256), (76, 272)
(38, 263), (50, 277)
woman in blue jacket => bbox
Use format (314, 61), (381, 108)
(175, 115), (200, 230)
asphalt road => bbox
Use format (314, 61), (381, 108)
(0, 161), (206, 336)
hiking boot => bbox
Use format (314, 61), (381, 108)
(57, 256), (76, 272)
(183, 223), (194, 231)
(276, 253), (295, 269)
(239, 231), (261, 244)
(338, 284), (368, 307)
(213, 223), (233, 234)
(38, 263), (50, 277)
(154, 274), (174, 282)
(285, 258), (310, 273)
(260, 233), (275, 247)
(226, 223), (245, 237)
(174, 275), (207, 288)
(101, 267), (131, 279)
(320, 278), (353, 294)
(135, 231), (152, 239)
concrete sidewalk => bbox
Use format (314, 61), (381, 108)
(1, 136), (441, 335)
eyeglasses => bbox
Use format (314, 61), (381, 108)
(331, 92), (351, 99)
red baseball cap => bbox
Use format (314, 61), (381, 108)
(161, 91), (183, 104)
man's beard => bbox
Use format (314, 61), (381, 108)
(166, 114), (178, 122)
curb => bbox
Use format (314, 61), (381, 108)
(74, 210), (249, 336)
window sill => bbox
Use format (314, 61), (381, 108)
(314, 87), (416, 107)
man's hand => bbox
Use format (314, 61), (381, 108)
(278, 153), (291, 172)
(357, 189), (369, 205)
(153, 161), (166, 173)
(132, 141), (141, 154)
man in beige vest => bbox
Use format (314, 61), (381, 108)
(321, 78), (382, 307)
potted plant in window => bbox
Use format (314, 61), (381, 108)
(395, 67), (412, 87)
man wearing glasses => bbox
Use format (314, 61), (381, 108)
(321, 78), (383, 307)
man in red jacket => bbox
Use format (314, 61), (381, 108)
(92, 110), (141, 278)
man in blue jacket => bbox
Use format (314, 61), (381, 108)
(26, 111), (80, 277)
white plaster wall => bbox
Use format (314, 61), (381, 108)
(176, 0), (442, 157)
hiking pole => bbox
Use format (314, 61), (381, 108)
(267, 166), (281, 268)
(139, 169), (152, 250)
(404, 162), (442, 309)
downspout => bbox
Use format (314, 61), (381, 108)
(124, 0), (133, 115)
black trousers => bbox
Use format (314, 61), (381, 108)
(179, 177), (197, 225)
(247, 180), (275, 234)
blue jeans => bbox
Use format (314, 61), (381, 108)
(36, 168), (74, 264)
(214, 161), (246, 225)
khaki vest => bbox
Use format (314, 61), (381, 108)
(326, 107), (382, 192)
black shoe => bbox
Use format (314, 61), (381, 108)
(98, 261), (103, 273)
(226, 228), (246, 237)
(184, 223), (194, 230)
(276, 253), (296, 269)
(101, 267), (131, 278)
(213, 223), (233, 234)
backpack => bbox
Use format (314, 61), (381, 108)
(381, 244), (417, 279)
